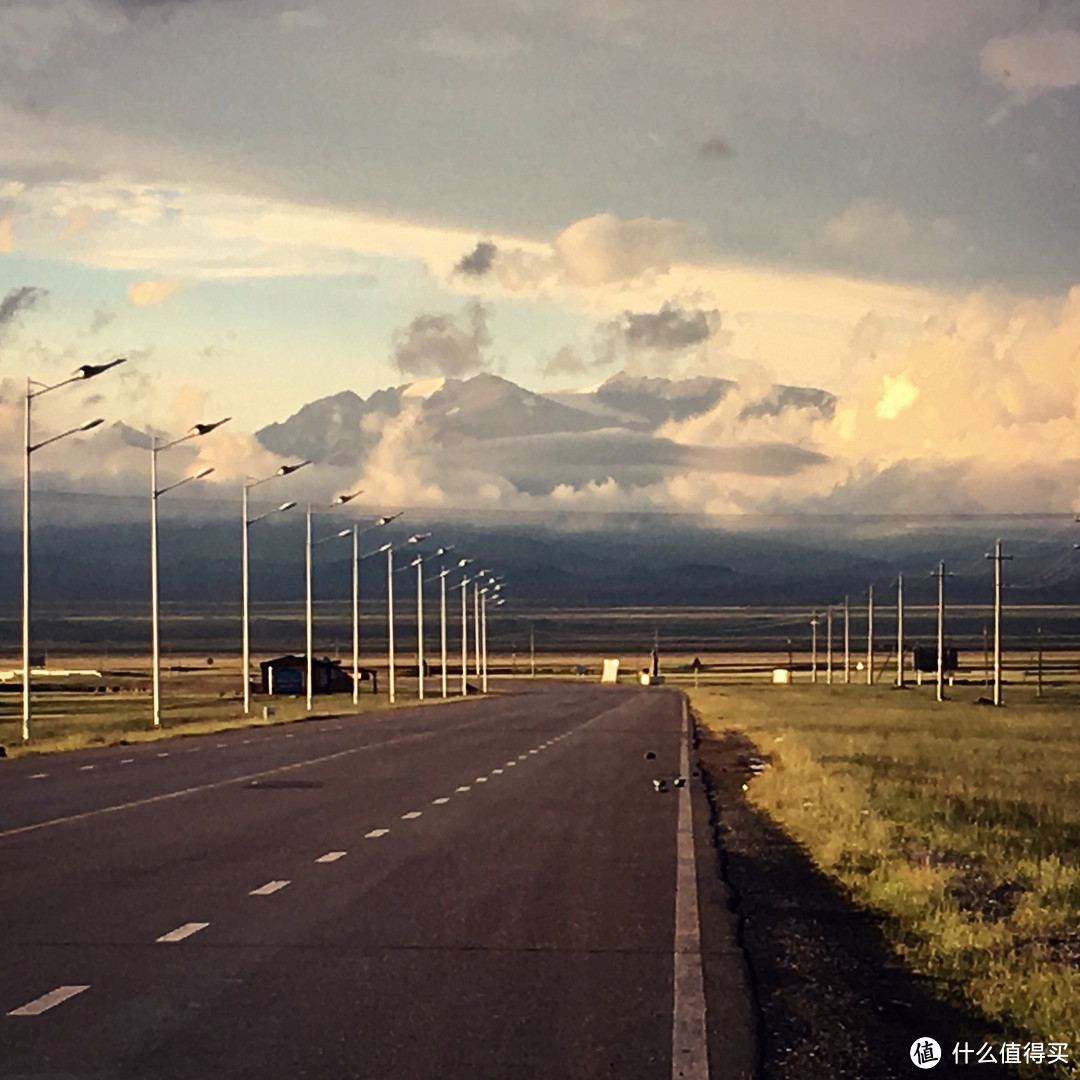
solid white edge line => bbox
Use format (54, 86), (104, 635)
(8, 985), (90, 1016)
(250, 880), (290, 896)
(156, 921), (210, 943)
(316, 851), (347, 863)
(672, 695), (710, 1080)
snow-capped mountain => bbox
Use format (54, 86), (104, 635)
(255, 370), (835, 467)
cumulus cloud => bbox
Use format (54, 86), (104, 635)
(554, 213), (694, 287)
(89, 304), (116, 334)
(699, 137), (735, 160)
(540, 345), (589, 379)
(391, 299), (492, 379)
(280, 7), (328, 31)
(823, 198), (913, 249)
(411, 28), (528, 64)
(454, 240), (497, 278)
(0, 215), (13, 253)
(982, 28), (1080, 101)
(0, 285), (48, 340)
(593, 300), (725, 377)
(622, 302), (719, 350)
(128, 279), (180, 305)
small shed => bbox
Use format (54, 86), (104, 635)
(259, 655), (378, 695)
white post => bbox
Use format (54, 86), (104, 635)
(473, 581), (481, 678)
(21, 379), (31, 743)
(810, 614), (818, 683)
(481, 588), (488, 693)
(843, 594), (850, 684)
(460, 576), (468, 697)
(936, 561), (946, 703)
(242, 482), (251, 715)
(530, 624), (535, 679)
(416, 556), (424, 700)
(866, 585), (874, 685)
(352, 525), (359, 707)
(440, 570), (448, 698)
(991, 540), (1009, 707)
(826, 607), (833, 685)
(151, 436), (161, 729)
(896, 573), (904, 688)
(387, 544), (396, 704)
(306, 507), (313, 711)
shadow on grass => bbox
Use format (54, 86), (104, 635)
(697, 727), (1025, 1080)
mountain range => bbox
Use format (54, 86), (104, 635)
(254, 370), (838, 481)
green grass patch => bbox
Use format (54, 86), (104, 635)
(0, 690), (428, 757)
(691, 682), (1080, 1075)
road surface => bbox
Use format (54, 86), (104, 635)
(0, 683), (754, 1079)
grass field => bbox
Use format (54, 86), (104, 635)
(690, 680), (1080, 1076)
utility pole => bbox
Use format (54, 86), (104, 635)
(896, 573), (904, 688)
(460, 575), (469, 697)
(826, 606), (833, 685)
(843, 595), (850, 684)
(866, 585), (874, 685)
(810, 613), (819, 683)
(1037, 624), (1044, 699)
(932, 561), (946, 703)
(986, 539), (1012, 707)
(387, 544), (396, 704)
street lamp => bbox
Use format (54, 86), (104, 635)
(384, 532), (427, 705)
(440, 557), (470, 699)
(305, 492), (362, 711)
(21, 358), (125, 742)
(151, 416), (229, 728)
(350, 515), (401, 706)
(242, 461), (310, 714)
(425, 546), (454, 699)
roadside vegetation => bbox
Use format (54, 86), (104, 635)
(691, 681), (1080, 1077)
(0, 690), (399, 757)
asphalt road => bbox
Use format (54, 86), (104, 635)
(0, 683), (754, 1079)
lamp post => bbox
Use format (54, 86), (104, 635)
(349, 515), (401, 707)
(305, 492), (362, 711)
(21, 358), (125, 742)
(242, 462), (310, 714)
(151, 416), (230, 729)
(480, 586), (488, 693)
(384, 532), (428, 705)
(441, 558), (470, 699)
(413, 553), (424, 700)
(460, 573), (470, 697)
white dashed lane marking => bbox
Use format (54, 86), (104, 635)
(475, 777), (488, 783)
(29, 773), (47, 780)
(215, 743), (227, 748)
(506, 761), (517, 767)
(491, 769), (503, 774)
(401, 811), (422, 820)
(250, 880), (290, 896)
(455, 785), (471, 792)
(365, 828), (390, 839)
(120, 759), (134, 764)
(8, 986), (90, 1016)
(156, 922), (209, 943)
(316, 851), (346, 863)
(156, 753), (169, 758)
(79, 766), (94, 772)
(432, 797), (450, 805)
